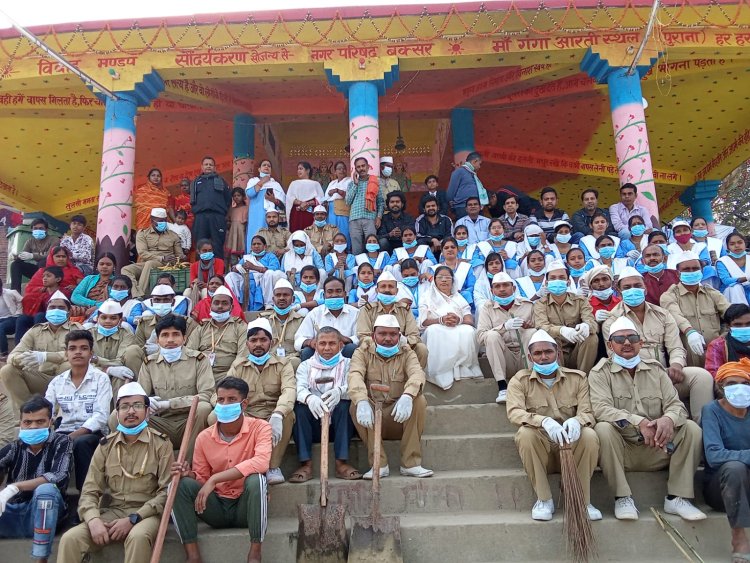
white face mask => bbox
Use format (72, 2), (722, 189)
(382, 166), (393, 177)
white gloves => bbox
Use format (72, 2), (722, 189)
(575, 323), (591, 339)
(107, 366), (135, 381)
(560, 326), (581, 344)
(536, 285), (549, 299)
(595, 309), (610, 322)
(541, 417), (569, 446)
(0, 484), (19, 515)
(20, 351), (47, 368)
(144, 343), (159, 356)
(269, 413), (283, 446)
(321, 387), (342, 410)
(392, 395), (413, 423)
(18, 252), (33, 261)
(562, 418), (582, 443)
(503, 317), (524, 331)
(687, 331), (706, 355)
(148, 396), (170, 415)
(626, 250), (641, 261)
(356, 401), (374, 428)
(306, 395), (328, 420)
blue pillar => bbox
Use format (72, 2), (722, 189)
(451, 108), (475, 165)
(680, 179), (721, 229)
(348, 82), (380, 174)
(233, 114), (255, 188)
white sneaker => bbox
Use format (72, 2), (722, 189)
(495, 389), (507, 403)
(363, 465), (390, 480)
(614, 496), (639, 520)
(587, 504), (602, 521)
(663, 496), (707, 521)
(531, 499), (555, 521)
(400, 465), (434, 478)
(266, 467), (285, 485)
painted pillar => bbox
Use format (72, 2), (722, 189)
(451, 108), (475, 166)
(96, 92), (138, 270)
(680, 179), (721, 233)
(348, 81), (380, 175)
(233, 114), (255, 189)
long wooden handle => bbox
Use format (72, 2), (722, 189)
(320, 410), (330, 508)
(371, 402), (383, 519)
(150, 396), (200, 563)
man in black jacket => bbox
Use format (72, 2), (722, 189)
(418, 175), (449, 216)
(416, 196), (453, 255)
(190, 156), (232, 259)
(377, 191), (415, 252)
(570, 188), (616, 243)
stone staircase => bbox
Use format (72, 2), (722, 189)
(4, 378), (732, 562)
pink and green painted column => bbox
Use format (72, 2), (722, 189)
(96, 71), (164, 270)
(233, 113), (255, 189)
(451, 108), (475, 166)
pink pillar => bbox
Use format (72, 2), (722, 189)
(348, 82), (380, 175)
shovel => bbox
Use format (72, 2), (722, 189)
(348, 383), (403, 562)
(297, 376), (348, 562)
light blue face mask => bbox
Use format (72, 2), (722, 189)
(314, 220), (327, 228)
(358, 280), (374, 290)
(97, 324), (119, 337)
(622, 287), (646, 307)
(325, 297), (345, 311)
(592, 288), (614, 300)
(527, 236), (541, 247)
(160, 346), (182, 363)
(598, 246), (616, 259)
(293, 246), (306, 255)
(376, 343), (400, 358)
(155, 221), (168, 232)
(18, 427), (49, 445)
(692, 229), (708, 239)
(403, 240), (418, 249)
(117, 419), (148, 436)
(547, 280), (568, 296)
(730, 251), (747, 259)
(248, 352), (271, 365)
(214, 402), (243, 423)
(319, 352), (342, 368)
(110, 288), (129, 301)
(487, 272), (495, 280)
(259, 172), (270, 178)
(273, 303), (293, 316)
(679, 270), (703, 286)
(493, 294), (515, 306)
(569, 266), (586, 277)
(299, 282), (318, 294)
(402, 276), (419, 288)
(730, 327), (750, 343)
(456, 239), (469, 247)
(366, 243), (380, 253)
(251, 250), (266, 258)
(556, 233), (571, 244)
(377, 293), (397, 305)
(333, 244), (348, 253)
(45, 309), (68, 326)
(533, 360), (559, 376)
(489, 234), (505, 243)
(151, 303), (172, 317)
(210, 310), (231, 323)
(200, 252), (214, 261)
(630, 224), (646, 237)
(643, 262), (665, 274)
(613, 353), (641, 369)
(658, 243), (670, 254)
(31, 229), (47, 240)
(724, 384), (750, 409)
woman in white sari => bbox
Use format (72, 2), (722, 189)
(280, 230), (326, 289)
(718, 232), (750, 305)
(418, 265), (482, 390)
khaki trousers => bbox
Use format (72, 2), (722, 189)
(557, 334), (598, 375)
(673, 367), (714, 423)
(0, 382), (15, 449)
(595, 420), (702, 499)
(121, 260), (162, 298)
(350, 394), (427, 469)
(514, 426), (599, 504)
(412, 343), (428, 369)
(57, 510), (159, 563)
(483, 331), (525, 381)
(0, 364), (56, 413)
(122, 345), (146, 382)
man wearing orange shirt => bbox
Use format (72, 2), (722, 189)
(171, 377), (272, 563)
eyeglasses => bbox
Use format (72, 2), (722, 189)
(610, 334), (641, 345)
(117, 402), (146, 413)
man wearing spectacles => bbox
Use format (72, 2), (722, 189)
(58, 381), (174, 563)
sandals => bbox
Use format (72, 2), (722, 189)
(289, 465), (313, 483)
(335, 464), (362, 480)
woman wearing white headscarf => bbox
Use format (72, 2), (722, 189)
(244, 158), (286, 253)
(418, 265), (482, 389)
(280, 231), (326, 288)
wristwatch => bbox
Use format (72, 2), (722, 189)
(128, 513), (142, 526)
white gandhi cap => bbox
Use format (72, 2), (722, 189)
(247, 317), (273, 335)
(674, 250), (701, 265)
(212, 286), (233, 300)
(609, 317), (639, 335)
(529, 329), (556, 346)
(117, 381), (148, 401)
(274, 278), (294, 291)
(151, 284), (176, 297)
(380, 156), (394, 165)
(98, 299), (123, 315)
(151, 208), (168, 219)
(491, 272), (514, 285)
(49, 290), (69, 302)
(373, 314), (400, 329)
(313, 205), (327, 214)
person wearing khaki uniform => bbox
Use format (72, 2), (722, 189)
(257, 210), (291, 259)
(226, 317), (297, 485)
(348, 314), (433, 478)
(476, 272), (535, 404)
(0, 382), (14, 449)
(533, 260), (598, 375)
(257, 280), (304, 372)
(660, 250), (730, 367)
(121, 208), (184, 297)
(88, 324), (135, 399)
(589, 316), (706, 521)
(58, 381), (174, 563)
(506, 328), (600, 521)
(603, 266), (714, 423)
(304, 206), (339, 257)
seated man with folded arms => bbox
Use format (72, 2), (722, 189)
(88, 299), (135, 398)
(291, 327), (359, 483)
(0, 395), (72, 563)
(58, 382), (173, 563)
(506, 329), (600, 522)
(171, 377), (272, 563)
(589, 317), (705, 521)
(258, 279), (305, 371)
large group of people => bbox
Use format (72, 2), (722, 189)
(0, 150), (749, 562)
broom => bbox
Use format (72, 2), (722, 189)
(559, 443), (597, 563)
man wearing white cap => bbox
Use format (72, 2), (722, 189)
(59, 381), (173, 563)
(304, 205), (339, 258)
(660, 250), (730, 367)
(226, 317), (296, 485)
(257, 208), (291, 259)
(121, 207), (184, 298)
(88, 299), (135, 397)
(589, 317), (705, 521)
(506, 329), (600, 522)
(187, 286), (247, 384)
(603, 266), (714, 423)
(533, 260), (599, 374)
(356, 272), (428, 368)
(476, 272), (535, 403)
(258, 278), (304, 371)
(348, 314), (433, 479)
(379, 156), (401, 196)
(0, 291), (80, 410)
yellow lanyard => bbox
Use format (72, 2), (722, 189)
(210, 322), (231, 352)
(117, 442), (149, 479)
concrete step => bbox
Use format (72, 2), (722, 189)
(423, 378), (499, 406)
(426, 403), (515, 434)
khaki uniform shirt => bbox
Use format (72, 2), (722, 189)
(138, 348), (214, 410)
(135, 226), (182, 262)
(660, 282), (730, 344)
(348, 337), (425, 406)
(304, 224), (339, 257)
(506, 367), (595, 428)
(382, 178), (401, 196)
(133, 314), (198, 347)
(186, 317), (246, 378)
(602, 301), (686, 367)
(89, 327), (134, 370)
(227, 354), (296, 418)
(588, 357), (688, 440)
(356, 302), (423, 348)
(78, 427), (173, 522)
(9, 321), (82, 375)
(256, 227), (291, 257)
(533, 293), (598, 340)
(476, 298), (535, 351)
(258, 310), (303, 358)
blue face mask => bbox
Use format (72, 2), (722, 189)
(31, 229), (47, 240)
(680, 270), (703, 286)
(402, 276), (419, 288)
(456, 238), (469, 247)
(110, 288), (129, 301)
(730, 251), (747, 259)
(376, 343), (400, 358)
(273, 303), (293, 316)
(487, 272), (495, 280)
(248, 352), (271, 366)
(18, 427), (49, 445)
(598, 246), (616, 259)
(377, 293), (397, 305)
(622, 287), (646, 307)
(200, 252), (214, 261)
(333, 244), (347, 253)
(325, 297), (345, 311)
(252, 250), (266, 257)
(314, 220), (327, 228)
(489, 234), (505, 243)
(97, 324), (119, 337)
(643, 262), (665, 274)
(533, 360), (559, 376)
(358, 280), (374, 290)
(569, 266), (586, 277)
(154, 221), (168, 232)
(730, 327), (750, 343)
(45, 309), (68, 326)
(724, 384), (750, 409)
(259, 172), (270, 178)
(210, 310), (231, 323)
(151, 303), (172, 317)
(493, 294), (515, 306)
(692, 229), (709, 238)
(613, 353), (641, 369)
(403, 240), (418, 249)
(630, 224), (646, 237)
(319, 352), (342, 368)
(592, 288), (614, 300)
(658, 243), (670, 254)
(117, 419), (148, 436)
(293, 246), (307, 255)
(160, 346), (182, 363)
(556, 233), (571, 244)
(366, 243), (380, 253)
(300, 282), (318, 294)
(214, 402), (243, 424)
(527, 236), (541, 247)
(547, 280), (568, 296)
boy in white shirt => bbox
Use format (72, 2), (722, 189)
(169, 210), (192, 256)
